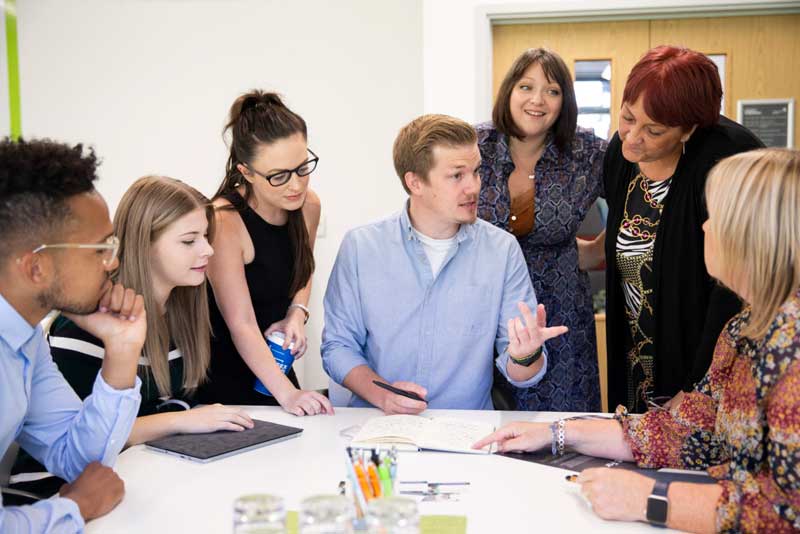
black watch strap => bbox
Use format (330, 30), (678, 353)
(646, 479), (670, 527)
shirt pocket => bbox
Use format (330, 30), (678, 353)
(444, 284), (493, 337)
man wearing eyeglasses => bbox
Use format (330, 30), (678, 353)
(0, 139), (146, 532)
(322, 115), (567, 413)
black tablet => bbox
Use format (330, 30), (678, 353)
(145, 419), (303, 463)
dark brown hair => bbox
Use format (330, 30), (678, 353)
(214, 90), (314, 297)
(492, 48), (577, 152)
(393, 114), (477, 194)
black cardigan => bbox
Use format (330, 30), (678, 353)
(603, 116), (763, 410)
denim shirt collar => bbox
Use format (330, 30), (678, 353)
(0, 292), (40, 357)
(400, 199), (475, 245)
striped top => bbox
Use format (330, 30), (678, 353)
(48, 316), (192, 416)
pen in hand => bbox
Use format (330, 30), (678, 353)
(372, 380), (427, 403)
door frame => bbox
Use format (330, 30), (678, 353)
(475, 1), (800, 120)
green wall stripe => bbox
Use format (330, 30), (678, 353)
(5, 0), (20, 140)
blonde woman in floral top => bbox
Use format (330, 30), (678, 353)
(474, 148), (800, 533)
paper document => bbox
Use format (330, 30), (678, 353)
(351, 415), (496, 454)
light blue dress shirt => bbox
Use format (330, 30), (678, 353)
(0, 293), (141, 533)
(322, 203), (547, 410)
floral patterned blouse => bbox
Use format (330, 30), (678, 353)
(616, 290), (800, 533)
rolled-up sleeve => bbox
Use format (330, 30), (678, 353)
(494, 240), (547, 388)
(0, 495), (84, 534)
(322, 232), (370, 384)
(17, 347), (141, 482)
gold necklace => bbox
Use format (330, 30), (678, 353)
(621, 171), (666, 240)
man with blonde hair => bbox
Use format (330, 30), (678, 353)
(322, 114), (566, 412)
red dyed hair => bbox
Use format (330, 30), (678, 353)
(622, 46), (722, 130)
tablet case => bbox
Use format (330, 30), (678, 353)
(145, 419), (303, 463)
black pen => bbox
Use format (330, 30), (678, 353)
(372, 380), (427, 402)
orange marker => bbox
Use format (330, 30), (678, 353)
(354, 461), (374, 500)
(367, 462), (382, 498)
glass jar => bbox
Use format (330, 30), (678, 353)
(298, 494), (355, 534)
(233, 494), (286, 534)
(365, 497), (419, 534)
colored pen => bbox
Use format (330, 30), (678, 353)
(372, 380), (427, 402)
(565, 474), (579, 483)
(353, 458), (374, 500)
(367, 461), (382, 498)
(344, 451), (367, 516)
(377, 461), (393, 497)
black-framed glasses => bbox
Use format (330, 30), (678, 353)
(246, 148), (319, 187)
(29, 235), (120, 267)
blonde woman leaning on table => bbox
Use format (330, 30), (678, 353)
(474, 149), (800, 533)
(50, 176), (254, 445)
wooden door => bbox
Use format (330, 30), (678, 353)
(650, 14), (800, 146)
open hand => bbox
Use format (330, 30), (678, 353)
(507, 302), (567, 360)
(282, 389), (334, 417)
(175, 404), (255, 434)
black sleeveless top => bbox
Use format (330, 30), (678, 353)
(198, 190), (300, 405)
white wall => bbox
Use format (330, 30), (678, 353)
(422, 0), (786, 122)
(18, 0), (422, 389)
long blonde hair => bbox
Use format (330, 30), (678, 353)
(706, 148), (800, 338)
(114, 175), (215, 397)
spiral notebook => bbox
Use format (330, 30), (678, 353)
(145, 419), (303, 463)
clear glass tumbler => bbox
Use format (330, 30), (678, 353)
(365, 497), (420, 534)
(233, 494), (286, 534)
(298, 494), (355, 534)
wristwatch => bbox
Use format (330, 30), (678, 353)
(646, 479), (670, 527)
(288, 303), (310, 324)
(508, 346), (543, 367)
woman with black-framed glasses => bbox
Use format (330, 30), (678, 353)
(197, 90), (333, 416)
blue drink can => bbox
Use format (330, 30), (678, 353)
(254, 332), (295, 396)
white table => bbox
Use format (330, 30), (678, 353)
(86, 407), (679, 533)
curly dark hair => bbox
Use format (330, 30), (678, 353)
(0, 138), (99, 263)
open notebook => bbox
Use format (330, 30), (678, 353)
(351, 415), (496, 454)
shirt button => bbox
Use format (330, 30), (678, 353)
(511, 215), (517, 221)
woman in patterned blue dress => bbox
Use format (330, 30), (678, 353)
(477, 48), (607, 412)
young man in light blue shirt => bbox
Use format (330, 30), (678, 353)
(0, 139), (146, 533)
(322, 114), (567, 413)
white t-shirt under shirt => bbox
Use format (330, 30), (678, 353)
(412, 227), (457, 278)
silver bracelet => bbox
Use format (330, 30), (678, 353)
(556, 419), (566, 456)
(288, 303), (310, 324)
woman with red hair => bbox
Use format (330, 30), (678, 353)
(596, 46), (763, 413)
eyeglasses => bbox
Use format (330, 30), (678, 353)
(246, 149), (319, 187)
(31, 235), (120, 267)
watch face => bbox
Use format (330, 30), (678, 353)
(647, 495), (668, 524)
